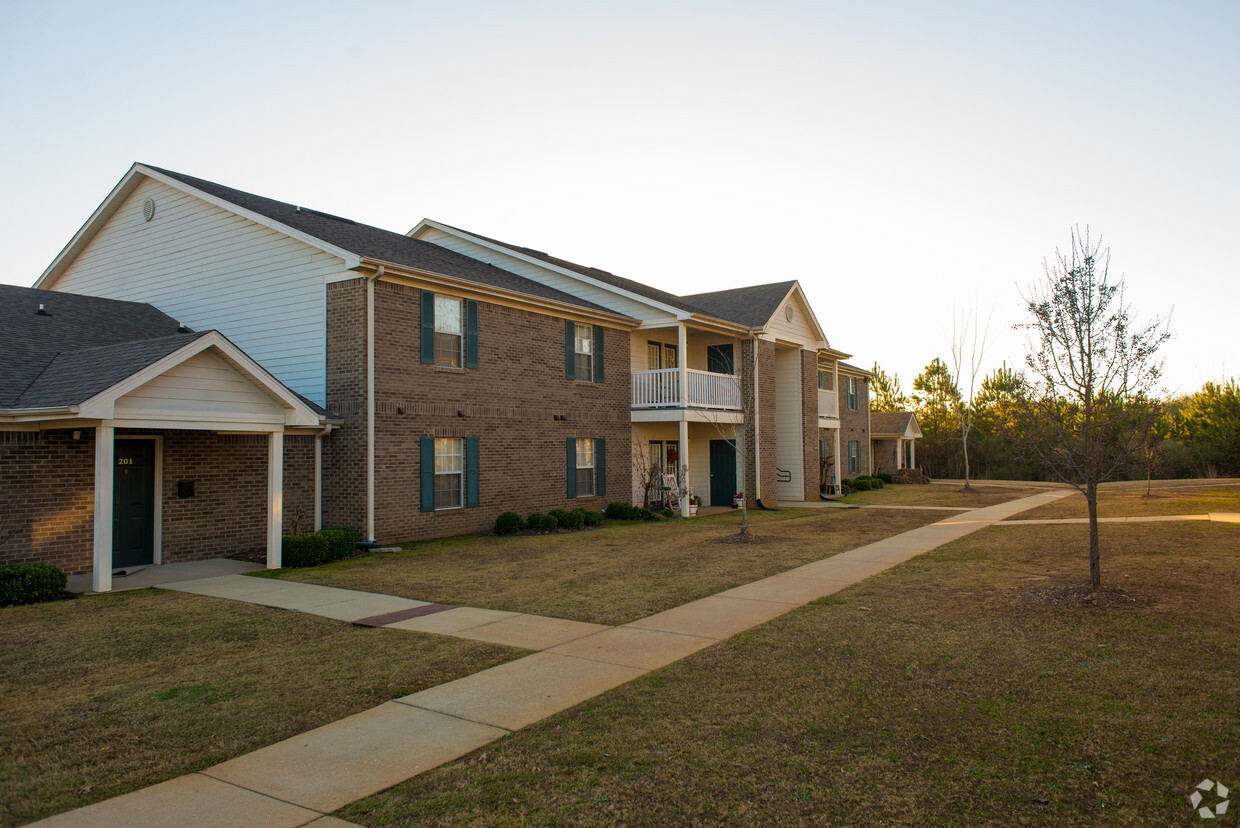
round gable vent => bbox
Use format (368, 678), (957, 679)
(142, 198), (156, 222)
(785, 304), (794, 322)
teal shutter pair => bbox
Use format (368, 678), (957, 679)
(564, 320), (605, 382)
(420, 437), (479, 512)
(565, 437), (606, 498)
(420, 291), (478, 368)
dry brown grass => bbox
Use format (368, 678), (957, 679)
(341, 520), (1240, 827)
(0, 590), (522, 826)
(1010, 482), (1240, 520)
(264, 508), (945, 625)
(841, 482), (1039, 508)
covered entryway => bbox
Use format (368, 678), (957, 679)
(709, 439), (737, 507)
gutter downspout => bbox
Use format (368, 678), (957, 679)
(366, 266), (384, 542)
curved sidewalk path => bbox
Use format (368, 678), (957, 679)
(35, 489), (1073, 828)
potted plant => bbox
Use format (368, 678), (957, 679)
(688, 495), (700, 516)
(731, 492), (743, 509)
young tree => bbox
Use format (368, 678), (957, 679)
(1014, 226), (1170, 588)
(871, 362), (910, 410)
(948, 305), (992, 490)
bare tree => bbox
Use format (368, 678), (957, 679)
(1014, 226), (1170, 588)
(632, 443), (661, 509)
(949, 304), (992, 490)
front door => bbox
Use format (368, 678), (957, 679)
(113, 439), (155, 568)
(709, 439), (737, 507)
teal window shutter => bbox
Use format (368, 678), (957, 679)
(420, 437), (435, 511)
(565, 319), (575, 379)
(593, 325), (605, 382)
(595, 437), (606, 496)
(466, 437), (479, 507)
(566, 437), (576, 498)
(465, 300), (479, 369)
(420, 291), (435, 364)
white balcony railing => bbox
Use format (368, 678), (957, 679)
(818, 388), (839, 419)
(632, 368), (742, 410)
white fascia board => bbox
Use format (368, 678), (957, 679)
(36, 165), (360, 290)
(410, 219), (688, 320)
(76, 332), (322, 427)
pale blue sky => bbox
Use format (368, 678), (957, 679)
(2, 0), (1235, 394)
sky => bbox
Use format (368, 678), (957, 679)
(1, 0), (1236, 396)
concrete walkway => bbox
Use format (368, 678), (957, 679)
(1007, 512), (1240, 525)
(34, 488), (1072, 827)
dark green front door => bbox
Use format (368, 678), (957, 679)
(709, 439), (737, 507)
(113, 440), (155, 568)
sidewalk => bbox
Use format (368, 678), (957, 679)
(33, 488), (1072, 827)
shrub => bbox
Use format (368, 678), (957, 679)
(557, 509), (585, 530)
(851, 477), (872, 491)
(633, 506), (658, 521)
(549, 508), (574, 527)
(876, 472), (894, 485)
(281, 532), (330, 568)
(319, 526), (359, 562)
(494, 511), (524, 535)
(605, 502), (635, 520)
(864, 476), (885, 489)
(527, 512), (558, 533)
(580, 509), (604, 527)
(660, 508), (675, 518)
(0, 564), (67, 606)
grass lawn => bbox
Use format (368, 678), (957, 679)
(340, 520), (1240, 826)
(1010, 481), (1240, 520)
(0, 590), (522, 826)
(840, 482), (1040, 508)
(264, 508), (946, 625)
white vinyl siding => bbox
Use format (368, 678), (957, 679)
(774, 348), (805, 501)
(416, 226), (661, 320)
(765, 293), (817, 347)
(51, 178), (342, 406)
(113, 350), (284, 425)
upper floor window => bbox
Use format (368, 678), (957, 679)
(575, 324), (594, 380)
(818, 369), (830, 390)
(434, 297), (463, 367)
(846, 377), (860, 409)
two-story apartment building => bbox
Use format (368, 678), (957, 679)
(2, 163), (877, 588)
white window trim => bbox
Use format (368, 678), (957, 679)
(434, 297), (464, 368)
(434, 437), (464, 510)
(575, 437), (596, 497)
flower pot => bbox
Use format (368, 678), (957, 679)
(688, 504), (698, 516)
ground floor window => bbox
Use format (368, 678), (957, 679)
(575, 438), (596, 497)
(434, 437), (464, 509)
(566, 437), (606, 498)
(848, 440), (860, 473)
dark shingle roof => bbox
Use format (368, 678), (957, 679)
(838, 361), (872, 376)
(0, 285), (186, 406)
(870, 411), (916, 436)
(145, 166), (619, 317)
(680, 281), (797, 329)
(15, 334), (205, 408)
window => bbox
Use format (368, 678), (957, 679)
(574, 324), (594, 380)
(846, 377), (860, 409)
(434, 297), (463, 367)
(647, 342), (662, 370)
(818, 369), (830, 390)
(848, 440), (860, 473)
(575, 438), (595, 497)
(434, 437), (464, 509)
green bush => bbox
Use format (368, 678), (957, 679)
(557, 509), (585, 530)
(862, 476), (884, 489)
(876, 472), (894, 485)
(527, 512), (558, 533)
(633, 506), (658, 521)
(0, 564), (67, 606)
(549, 508), (574, 527)
(840, 478), (854, 494)
(281, 532), (330, 568)
(851, 477), (872, 491)
(494, 511), (524, 535)
(660, 508), (675, 518)
(580, 509), (604, 527)
(605, 502), (635, 520)
(319, 526), (359, 562)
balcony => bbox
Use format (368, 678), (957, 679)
(818, 388), (839, 421)
(632, 368), (742, 411)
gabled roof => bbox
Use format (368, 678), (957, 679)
(680, 281), (798, 329)
(0, 285), (332, 422)
(870, 411), (922, 439)
(37, 165), (623, 320)
(838, 361), (874, 377)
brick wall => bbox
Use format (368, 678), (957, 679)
(801, 350), (820, 500)
(739, 338), (778, 507)
(325, 278), (633, 543)
(819, 426), (839, 490)
(0, 430), (95, 572)
(0, 428), (314, 574)
(323, 279), (367, 532)
(840, 374), (872, 478)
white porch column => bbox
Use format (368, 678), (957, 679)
(92, 425), (114, 593)
(313, 431), (323, 531)
(896, 439), (904, 470)
(679, 417), (690, 517)
(910, 439), (916, 469)
(267, 431), (283, 569)
(677, 322), (689, 407)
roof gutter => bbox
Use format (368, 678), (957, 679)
(0, 405), (80, 418)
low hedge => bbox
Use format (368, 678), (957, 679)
(605, 502), (635, 520)
(0, 564), (67, 606)
(578, 509), (604, 527)
(633, 506), (658, 521)
(527, 512), (558, 533)
(494, 511), (524, 535)
(281, 527), (359, 568)
(555, 509), (585, 530)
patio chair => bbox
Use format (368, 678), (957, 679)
(661, 473), (681, 509)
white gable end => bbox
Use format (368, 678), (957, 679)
(114, 349), (285, 426)
(49, 177), (348, 405)
(764, 289), (820, 348)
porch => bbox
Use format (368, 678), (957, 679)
(631, 368), (742, 411)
